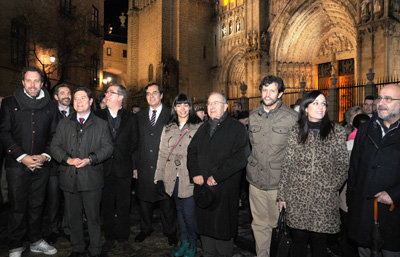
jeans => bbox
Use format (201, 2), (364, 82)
(6, 166), (49, 250)
(172, 177), (196, 245)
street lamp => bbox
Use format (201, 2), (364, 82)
(103, 78), (108, 85)
(50, 55), (56, 63)
(107, 77), (112, 83)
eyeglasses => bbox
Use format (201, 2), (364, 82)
(105, 91), (120, 96)
(146, 91), (160, 97)
(206, 101), (225, 106)
(376, 96), (400, 103)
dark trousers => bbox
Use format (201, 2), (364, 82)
(6, 166), (49, 250)
(290, 227), (328, 257)
(200, 235), (234, 257)
(64, 188), (102, 255)
(339, 209), (359, 257)
(138, 197), (176, 237)
(44, 175), (61, 234)
(101, 175), (131, 242)
(172, 178), (196, 245)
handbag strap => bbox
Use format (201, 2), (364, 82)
(167, 128), (189, 161)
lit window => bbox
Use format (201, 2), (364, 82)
(107, 48), (111, 56)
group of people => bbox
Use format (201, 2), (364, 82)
(0, 67), (399, 257)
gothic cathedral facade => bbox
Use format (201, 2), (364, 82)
(127, 0), (400, 108)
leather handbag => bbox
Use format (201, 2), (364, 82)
(270, 208), (292, 257)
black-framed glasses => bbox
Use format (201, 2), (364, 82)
(376, 96), (400, 103)
(146, 91), (160, 97)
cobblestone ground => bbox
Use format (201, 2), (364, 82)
(0, 201), (256, 257)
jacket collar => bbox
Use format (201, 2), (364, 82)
(257, 100), (283, 116)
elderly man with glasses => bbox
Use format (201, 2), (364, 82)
(348, 84), (400, 257)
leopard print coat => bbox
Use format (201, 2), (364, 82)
(277, 123), (348, 234)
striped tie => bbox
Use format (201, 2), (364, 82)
(150, 110), (157, 126)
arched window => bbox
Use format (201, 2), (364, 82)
(148, 64), (153, 81)
(236, 18), (241, 32)
(222, 24), (227, 37)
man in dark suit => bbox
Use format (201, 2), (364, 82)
(51, 87), (113, 257)
(95, 84), (137, 253)
(0, 67), (58, 257)
(45, 83), (73, 244)
(134, 83), (177, 245)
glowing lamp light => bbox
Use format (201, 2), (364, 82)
(103, 79), (108, 84)
(107, 77), (112, 82)
(50, 55), (56, 63)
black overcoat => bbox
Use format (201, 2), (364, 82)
(347, 116), (400, 251)
(50, 113), (113, 192)
(187, 114), (250, 240)
(95, 108), (138, 177)
(135, 105), (170, 202)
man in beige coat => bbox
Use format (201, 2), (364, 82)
(247, 75), (297, 257)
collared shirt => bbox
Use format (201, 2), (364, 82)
(58, 106), (70, 117)
(23, 89), (45, 99)
(108, 107), (122, 118)
(376, 117), (400, 138)
(17, 88), (50, 163)
(148, 104), (163, 124)
(77, 111), (91, 124)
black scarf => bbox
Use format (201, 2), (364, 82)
(14, 87), (50, 110)
(307, 120), (321, 138)
(207, 111), (228, 137)
(106, 108), (122, 140)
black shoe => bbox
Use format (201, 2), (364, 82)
(134, 232), (149, 242)
(68, 252), (85, 257)
(46, 232), (59, 245)
(102, 239), (116, 252)
(168, 235), (178, 246)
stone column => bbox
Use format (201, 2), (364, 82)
(239, 82), (249, 111)
(328, 74), (339, 122)
(299, 80), (306, 99)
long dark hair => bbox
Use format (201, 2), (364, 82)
(298, 90), (333, 143)
(169, 93), (201, 125)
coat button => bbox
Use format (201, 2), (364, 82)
(33, 131), (35, 134)
(150, 166), (154, 169)
(150, 133), (154, 136)
(150, 150), (153, 153)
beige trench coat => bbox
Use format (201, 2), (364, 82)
(154, 122), (201, 198)
(277, 124), (349, 234)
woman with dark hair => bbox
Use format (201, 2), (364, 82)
(154, 94), (201, 257)
(277, 90), (349, 257)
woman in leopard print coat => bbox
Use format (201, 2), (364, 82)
(277, 91), (349, 257)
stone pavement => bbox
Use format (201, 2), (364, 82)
(0, 201), (256, 257)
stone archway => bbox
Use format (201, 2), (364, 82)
(218, 48), (246, 99)
(269, 0), (357, 90)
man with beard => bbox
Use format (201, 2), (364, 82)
(348, 84), (400, 257)
(246, 75), (297, 257)
(0, 67), (58, 257)
(45, 84), (73, 244)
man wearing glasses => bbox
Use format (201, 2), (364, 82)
(348, 84), (400, 257)
(95, 84), (138, 253)
(134, 83), (177, 245)
(188, 92), (250, 256)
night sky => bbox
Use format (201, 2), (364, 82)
(104, 0), (128, 30)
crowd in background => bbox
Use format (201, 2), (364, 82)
(0, 67), (399, 257)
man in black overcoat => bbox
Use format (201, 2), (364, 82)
(51, 87), (113, 257)
(348, 84), (400, 257)
(133, 83), (177, 245)
(95, 84), (137, 253)
(0, 67), (58, 257)
(45, 83), (73, 244)
(187, 92), (250, 257)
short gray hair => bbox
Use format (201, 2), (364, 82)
(208, 92), (227, 104)
(344, 105), (362, 124)
(108, 84), (127, 103)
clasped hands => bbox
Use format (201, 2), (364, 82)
(193, 175), (217, 186)
(22, 155), (48, 171)
(67, 158), (91, 168)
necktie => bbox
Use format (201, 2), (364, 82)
(61, 110), (67, 118)
(79, 118), (85, 125)
(150, 110), (157, 126)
